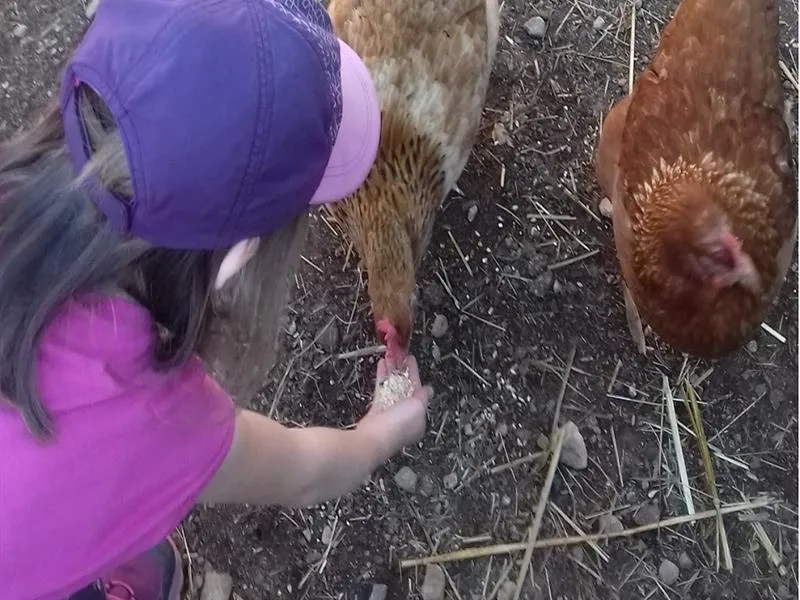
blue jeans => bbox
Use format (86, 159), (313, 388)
(67, 539), (178, 600)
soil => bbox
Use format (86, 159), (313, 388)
(2, 1), (798, 599)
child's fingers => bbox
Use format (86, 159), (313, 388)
(413, 384), (433, 408)
(405, 355), (422, 387)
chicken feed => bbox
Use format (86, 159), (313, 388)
(374, 369), (413, 410)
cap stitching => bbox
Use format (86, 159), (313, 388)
(215, 0), (273, 246)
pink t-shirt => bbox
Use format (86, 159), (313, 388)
(0, 295), (236, 600)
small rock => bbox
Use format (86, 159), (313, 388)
(746, 339), (758, 353)
(497, 581), (517, 600)
(321, 525), (333, 545)
(443, 472), (458, 490)
(318, 322), (340, 353)
(430, 314), (449, 338)
(769, 388), (785, 409)
(423, 282), (445, 307)
(559, 421), (588, 470)
(599, 197), (613, 218)
(529, 270), (554, 297)
(633, 501), (660, 526)
(491, 122), (511, 146)
(778, 584), (792, 599)
(467, 203), (478, 223)
(367, 583), (388, 600)
(193, 572), (205, 591)
(678, 551), (693, 570)
(419, 474), (436, 497)
(592, 16), (606, 31)
(523, 16), (547, 39)
(598, 514), (624, 535)
(420, 565), (446, 600)
(658, 559), (680, 585)
(536, 433), (550, 451)
(13, 24), (28, 38)
(305, 550), (322, 564)
(200, 571), (233, 600)
(394, 466), (418, 493)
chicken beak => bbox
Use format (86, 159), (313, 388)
(718, 233), (761, 294)
(713, 252), (761, 294)
(733, 254), (761, 294)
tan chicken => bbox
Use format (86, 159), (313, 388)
(326, 0), (499, 368)
(595, 0), (797, 359)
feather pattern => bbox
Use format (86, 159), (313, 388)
(326, 0), (499, 355)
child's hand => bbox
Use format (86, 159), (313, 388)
(357, 356), (431, 458)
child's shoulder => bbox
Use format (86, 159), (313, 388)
(46, 292), (154, 352)
(36, 293), (157, 403)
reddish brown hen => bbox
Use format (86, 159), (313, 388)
(326, 0), (500, 369)
(595, 0), (797, 359)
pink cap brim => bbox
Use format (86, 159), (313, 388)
(310, 40), (381, 205)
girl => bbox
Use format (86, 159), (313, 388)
(0, 1), (431, 599)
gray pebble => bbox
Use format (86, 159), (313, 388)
(633, 501), (660, 526)
(598, 513), (624, 535)
(423, 282), (445, 307)
(678, 551), (693, 570)
(321, 525), (333, 545)
(419, 474), (436, 497)
(393, 466), (418, 493)
(529, 270), (554, 297)
(746, 339), (758, 353)
(592, 16), (606, 30)
(559, 421), (588, 470)
(430, 314), (449, 338)
(193, 572), (205, 591)
(467, 204), (478, 222)
(523, 16), (547, 39)
(443, 472), (459, 490)
(318, 322), (339, 353)
(497, 581), (517, 600)
(598, 197), (613, 218)
(658, 559), (680, 585)
(368, 584), (388, 600)
(200, 571), (233, 600)
(420, 565), (446, 600)
(770, 389), (785, 409)
(13, 24), (28, 38)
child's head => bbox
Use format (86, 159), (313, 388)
(0, 0), (380, 437)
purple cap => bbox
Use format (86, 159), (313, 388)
(59, 0), (380, 249)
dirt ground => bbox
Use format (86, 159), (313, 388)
(2, 1), (799, 599)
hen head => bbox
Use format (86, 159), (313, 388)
(374, 290), (417, 370)
(657, 181), (761, 296)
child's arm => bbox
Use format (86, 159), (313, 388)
(198, 358), (430, 508)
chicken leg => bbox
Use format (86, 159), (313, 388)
(596, 95), (646, 354)
(622, 282), (647, 355)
